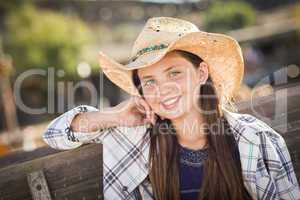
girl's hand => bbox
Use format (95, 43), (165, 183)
(111, 96), (157, 127)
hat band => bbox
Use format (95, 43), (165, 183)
(131, 43), (169, 62)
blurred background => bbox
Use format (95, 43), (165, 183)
(0, 0), (300, 156)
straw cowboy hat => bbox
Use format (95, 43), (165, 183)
(98, 17), (244, 105)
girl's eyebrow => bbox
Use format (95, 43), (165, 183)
(141, 75), (154, 80)
(163, 65), (176, 73)
(141, 65), (178, 80)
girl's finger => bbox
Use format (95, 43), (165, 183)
(134, 97), (147, 114)
(148, 109), (154, 125)
(132, 96), (145, 112)
(137, 97), (151, 121)
(151, 112), (157, 125)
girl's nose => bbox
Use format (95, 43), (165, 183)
(159, 82), (180, 97)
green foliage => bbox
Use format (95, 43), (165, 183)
(0, 0), (29, 13)
(204, 1), (256, 33)
(4, 5), (92, 77)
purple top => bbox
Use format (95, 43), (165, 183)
(179, 144), (240, 200)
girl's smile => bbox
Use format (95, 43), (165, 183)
(160, 95), (181, 110)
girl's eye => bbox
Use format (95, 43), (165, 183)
(144, 79), (156, 87)
(169, 71), (181, 77)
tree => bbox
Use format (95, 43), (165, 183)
(204, 1), (256, 33)
(3, 4), (92, 78)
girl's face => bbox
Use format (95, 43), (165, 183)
(137, 51), (209, 120)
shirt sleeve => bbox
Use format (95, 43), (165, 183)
(42, 105), (107, 150)
(263, 126), (300, 198)
(244, 114), (300, 198)
(274, 134), (300, 198)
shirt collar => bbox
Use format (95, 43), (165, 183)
(222, 107), (260, 146)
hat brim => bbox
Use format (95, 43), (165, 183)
(98, 31), (244, 103)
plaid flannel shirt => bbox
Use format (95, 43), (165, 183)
(43, 105), (300, 200)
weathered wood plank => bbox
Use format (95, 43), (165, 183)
(237, 83), (300, 119)
(0, 143), (102, 200)
(0, 146), (61, 169)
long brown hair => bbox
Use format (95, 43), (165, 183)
(132, 50), (252, 200)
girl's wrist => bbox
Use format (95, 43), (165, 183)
(96, 107), (124, 128)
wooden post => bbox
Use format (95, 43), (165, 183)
(0, 56), (22, 148)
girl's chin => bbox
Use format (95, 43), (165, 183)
(160, 109), (186, 120)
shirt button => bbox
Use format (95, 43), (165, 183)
(65, 127), (71, 133)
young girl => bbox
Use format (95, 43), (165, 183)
(43, 17), (300, 200)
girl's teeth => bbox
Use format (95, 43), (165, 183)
(164, 98), (178, 105)
(161, 96), (181, 109)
